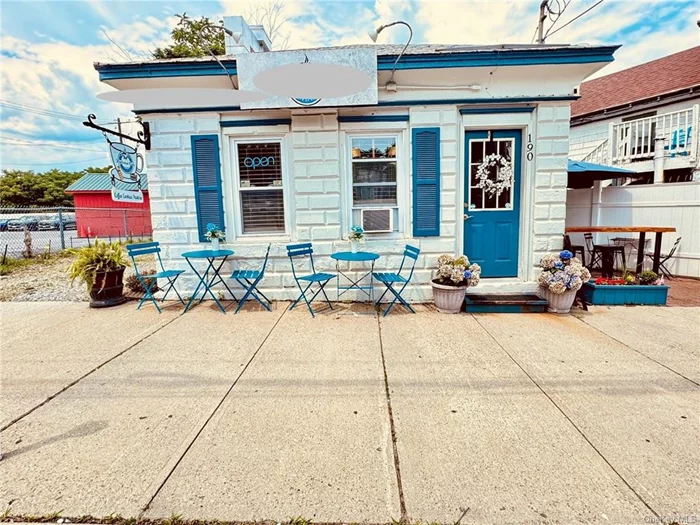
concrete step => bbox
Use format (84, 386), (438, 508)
(465, 293), (548, 313)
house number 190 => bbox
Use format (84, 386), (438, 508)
(526, 134), (534, 161)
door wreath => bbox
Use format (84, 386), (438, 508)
(475, 153), (513, 196)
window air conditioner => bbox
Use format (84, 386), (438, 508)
(361, 208), (393, 233)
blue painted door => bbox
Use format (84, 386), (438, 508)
(463, 130), (522, 278)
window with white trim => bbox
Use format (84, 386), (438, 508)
(236, 141), (285, 234)
(350, 136), (399, 232)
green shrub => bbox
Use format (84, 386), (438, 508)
(68, 240), (130, 292)
(638, 270), (659, 285)
(125, 270), (158, 293)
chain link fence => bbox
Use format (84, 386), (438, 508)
(0, 206), (152, 263)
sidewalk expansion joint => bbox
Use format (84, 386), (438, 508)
(138, 307), (288, 518)
(0, 314), (181, 433)
(376, 316), (408, 523)
(471, 314), (662, 522)
(573, 315), (700, 388)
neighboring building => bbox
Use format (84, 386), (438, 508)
(65, 173), (152, 237)
(93, 16), (618, 301)
(569, 46), (700, 184)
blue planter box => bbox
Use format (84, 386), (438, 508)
(582, 281), (669, 306)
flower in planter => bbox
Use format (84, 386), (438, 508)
(346, 225), (365, 243)
(434, 254), (481, 287)
(537, 251), (590, 294)
(205, 223), (225, 241)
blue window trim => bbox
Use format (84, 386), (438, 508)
(338, 115), (410, 123)
(97, 45), (619, 81)
(220, 118), (291, 128)
(191, 134), (225, 243)
(133, 96), (577, 116)
(412, 127), (441, 237)
(460, 107), (535, 115)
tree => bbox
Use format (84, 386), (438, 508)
(245, 2), (290, 50)
(152, 14), (225, 59)
(151, 4), (289, 59)
(0, 166), (109, 207)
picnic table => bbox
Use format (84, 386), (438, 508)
(565, 226), (676, 276)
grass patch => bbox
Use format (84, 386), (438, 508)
(0, 251), (74, 276)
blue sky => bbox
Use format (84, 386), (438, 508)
(1, 0), (698, 172)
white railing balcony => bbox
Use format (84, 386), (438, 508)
(610, 105), (698, 167)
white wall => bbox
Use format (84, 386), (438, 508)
(566, 182), (700, 277)
(143, 102), (573, 301)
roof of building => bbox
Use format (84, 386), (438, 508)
(94, 43), (619, 80)
(571, 46), (700, 118)
(65, 173), (149, 192)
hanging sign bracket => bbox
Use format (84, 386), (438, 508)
(83, 114), (151, 150)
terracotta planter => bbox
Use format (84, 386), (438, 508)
(89, 266), (127, 308)
(538, 286), (576, 314)
(431, 280), (467, 314)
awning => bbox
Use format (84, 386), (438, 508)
(567, 159), (639, 189)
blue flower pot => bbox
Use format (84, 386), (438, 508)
(582, 281), (669, 306)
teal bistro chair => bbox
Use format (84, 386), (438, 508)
(229, 244), (272, 314)
(125, 241), (185, 313)
(286, 242), (335, 317)
(373, 244), (420, 316)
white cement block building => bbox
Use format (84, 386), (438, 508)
(95, 19), (618, 303)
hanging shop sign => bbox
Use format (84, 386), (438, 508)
(83, 114), (148, 203)
(237, 48), (378, 110)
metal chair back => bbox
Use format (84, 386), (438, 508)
(665, 237), (681, 259)
(563, 234), (574, 251)
(260, 243), (272, 275)
(286, 242), (317, 280)
(584, 233), (594, 252)
(397, 244), (420, 281)
(126, 241), (165, 275)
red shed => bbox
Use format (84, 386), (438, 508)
(65, 173), (152, 238)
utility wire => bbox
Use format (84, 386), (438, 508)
(1, 156), (108, 166)
(546, 0), (605, 38)
(0, 100), (86, 121)
(0, 141), (104, 153)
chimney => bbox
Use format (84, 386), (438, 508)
(223, 16), (272, 55)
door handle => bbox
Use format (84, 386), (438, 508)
(464, 214), (473, 221)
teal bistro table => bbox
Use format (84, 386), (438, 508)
(331, 251), (380, 301)
(181, 249), (237, 313)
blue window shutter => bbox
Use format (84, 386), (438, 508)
(412, 127), (440, 237)
(191, 134), (225, 242)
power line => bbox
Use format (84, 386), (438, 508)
(0, 141), (104, 153)
(546, 0), (606, 39)
(0, 101), (86, 122)
(1, 156), (108, 166)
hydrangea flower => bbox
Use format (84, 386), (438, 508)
(559, 250), (573, 260)
(537, 250), (588, 294)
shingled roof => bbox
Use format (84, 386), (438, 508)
(571, 46), (700, 118)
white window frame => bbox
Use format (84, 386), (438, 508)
(344, 132), (406, 237)
(228, 135), (291, 239)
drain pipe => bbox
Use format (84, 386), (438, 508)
(653, 137), (666, 184)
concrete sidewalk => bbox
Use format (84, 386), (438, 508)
(1, 301), (698, 524)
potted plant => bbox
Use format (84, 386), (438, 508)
(346, 225), (365, 253)
(68, 239), (131, 308)
(537, 250), (590, 314)
(205, 223), (225, 250)
(431, 254), (481, 314)
(582, 270), (669, 305)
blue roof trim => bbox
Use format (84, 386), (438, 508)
(460, 107), (535, 114)
(133, 96), (578, 115)
(98, 46), (619, 81)
(338, 115), (410, 123)
(220, 118), (291, 127)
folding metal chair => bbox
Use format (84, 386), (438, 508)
(286, 242), (334, 317)
(646, 236), (681, 278)
(230, 244), (273, 314)
(126, 241), (185, 313)
(373, 244), (420, 317)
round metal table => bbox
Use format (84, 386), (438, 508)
(181, 249), (237, 313)
(331, 251), (380, 301)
